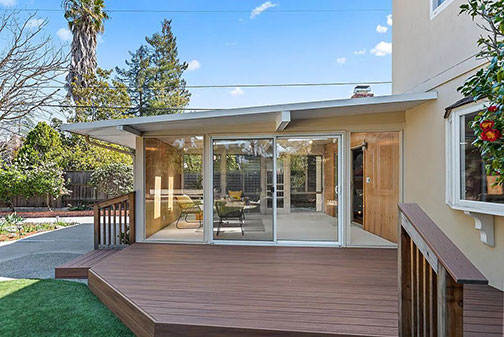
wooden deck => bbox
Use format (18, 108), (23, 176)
(89, 243), (399, 337)
(55, 249), (121, 279)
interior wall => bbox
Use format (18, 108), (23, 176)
(145, 138), (182, 238)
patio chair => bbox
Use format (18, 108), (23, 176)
(175, 195), (203, 229)
(215, 200), (245, 236)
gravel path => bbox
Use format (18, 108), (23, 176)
(0, 218), (93, 280)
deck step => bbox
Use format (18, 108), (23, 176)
(55, 249), (122, 279)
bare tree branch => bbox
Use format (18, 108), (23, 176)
(0, 11), (69, 130)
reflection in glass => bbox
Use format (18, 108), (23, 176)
(460, 113), (504, 203)
(145, 137), (204, 241)
(212, 139), (274, 241)
(276, 137), (339, 241)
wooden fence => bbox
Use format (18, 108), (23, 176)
(398, 203), (488, 337)
(0, 171), (110, 209)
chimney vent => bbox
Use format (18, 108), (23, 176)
(351, 85), (374, 98)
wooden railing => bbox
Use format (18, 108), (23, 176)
(398, 203), (488, 337)
(94, 192), (135, 249)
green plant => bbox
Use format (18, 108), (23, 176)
(27, 162), (70, 210)
(0, 213), (24, 234)
(459, 0), (504, 183)
(89, 163), (133, 197)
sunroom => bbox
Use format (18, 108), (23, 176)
(62, 91), (437, 247)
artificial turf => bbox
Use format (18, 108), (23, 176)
(0, 279), (134, 337)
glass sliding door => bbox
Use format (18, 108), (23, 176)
(212, 138), (274, 241)
(276, 136), (340, 242)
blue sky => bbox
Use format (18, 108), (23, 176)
(1, 0), (392, 111)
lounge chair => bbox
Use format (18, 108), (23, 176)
(215, 200), (244, 236)
(175, 195), (203, 229)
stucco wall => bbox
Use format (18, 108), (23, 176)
(404, 74), (504, 291)
(392, 0), (485, 94)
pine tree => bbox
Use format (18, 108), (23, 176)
(116, 19), (190, 116)
(116, 45), (151, 116)
(145, 19), (191, 115)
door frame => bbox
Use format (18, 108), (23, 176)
(208, 133), (344, 247)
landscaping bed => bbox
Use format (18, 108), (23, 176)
(0, 214), (77, 242)
(0, 279), (133, 337)
(0, 210), (93, 218)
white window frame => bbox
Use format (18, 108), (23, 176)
(430, 0), (455, 19)
(446, 102), (504, 216)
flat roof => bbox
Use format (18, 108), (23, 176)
(61, 91), (437, 149)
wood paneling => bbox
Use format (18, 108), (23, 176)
(145, 138), (183, 237)
(90, 243), (399, 337)
(323, 142), (338, 217)
(351, 132), (400, 243)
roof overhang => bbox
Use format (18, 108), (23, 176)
(61, 91), (437, 149)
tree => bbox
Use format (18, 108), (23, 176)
(89, 163), (133, 197)
(16, 122), (64, 166)
(116, 46), (151, 116)
(27, 161), (69, 210)
(62, 0), (109, 101)
(69, 68), (132, 122)
(146, 20), (191, 114)
(0, 12), (67, 129)
(459, 0), (504, 183)
(0, 162), (27, 210)
(116, 20), (191, 116)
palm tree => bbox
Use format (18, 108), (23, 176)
(62, 0), (109, 102)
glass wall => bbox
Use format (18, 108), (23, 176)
(145, 136), (204, 241)
(276, 136), (339, 242)
(212, 139), (274, 241)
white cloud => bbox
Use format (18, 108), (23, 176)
(387, 14), (393, 26)
(371, 41), (392, 56)
(57, 28), (72, 42)
(97, 34), (104, 44)
(27, 18), (45, 28)
(376, 25), (388, 34)
(230, 87), (244, 96)
(354, 49), (367, 55)
(187, 60), (201, 71)
(336, 57), (346, 65)
(250, 1), (277, 19)
(0, 0), (16, 7)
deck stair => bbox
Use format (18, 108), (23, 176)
(55, 249), (121, 279)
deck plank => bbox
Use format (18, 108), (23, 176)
(89, 243), (399, 337)
(55, 249), (121, 279)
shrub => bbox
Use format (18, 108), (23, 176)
(89, 163), (133, 197)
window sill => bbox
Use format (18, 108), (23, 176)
(447, 202), (496, 247)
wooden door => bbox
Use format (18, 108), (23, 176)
(352, 132), (400, 243)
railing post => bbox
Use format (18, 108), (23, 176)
(399, 225), (413, 337)
(93, 204), (100, 250)
(128, 192), (136, 244)
(437, 264), (464, 337)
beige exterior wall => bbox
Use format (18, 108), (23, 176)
(392, 0), (485, 94)
(404, 73), (504, 291)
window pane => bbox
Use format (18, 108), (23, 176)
(145, 137), (204, 241)
(460, 113), (504, 203)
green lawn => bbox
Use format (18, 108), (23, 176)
(0, 279), (134, 337)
